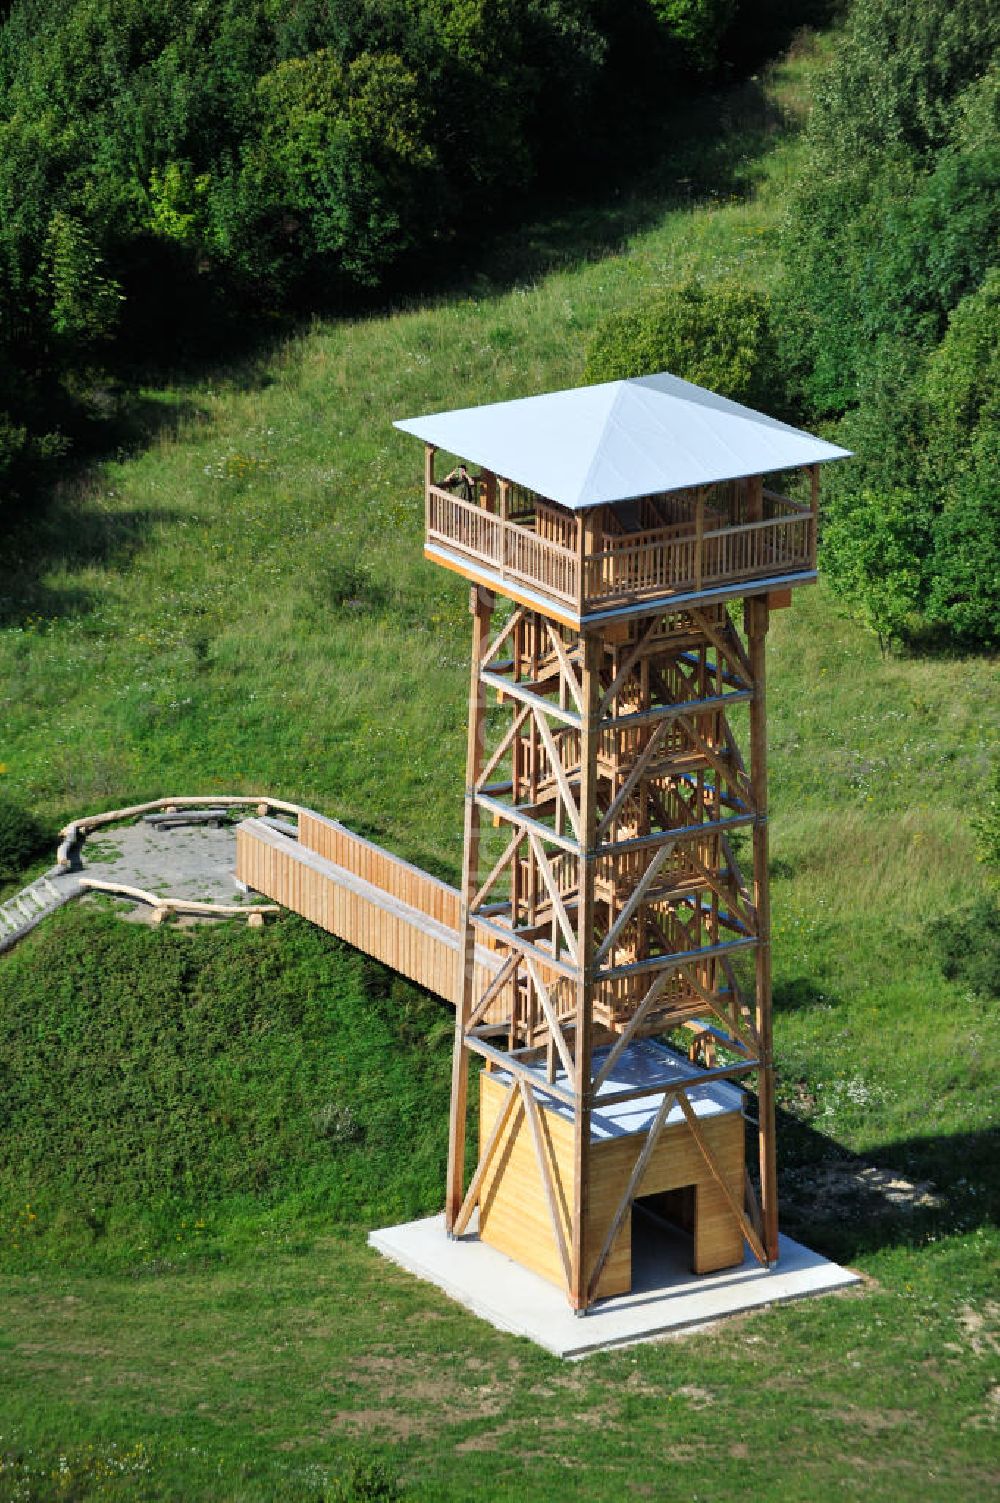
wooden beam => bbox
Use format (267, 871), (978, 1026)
(598, 615), (661, 718)
(463, 1037), (577, 1106)
(453, 1080), (522, 1235)
(477, 705), (530, 793)
(746, 594), (778, 1261)
(586, 1091), (677, 1302)
(524, 953), (575, 1081)
(470, 829), (524, 913)
(446, 585), (495, 1233)
(466, 953), (519, 1030)
(545, 622), (584, 714)
(591, 967), (680, 1091)
(596, 718), (670, 839)
(480, 669), (581, 728)
(528, 830), (579, 964)
(532, 708), (582, 842)
(594, 839), (677, 964)
(676, 1091), (767, 1265)
(520, 1079), (572, 1289)
(571, 631), (602, 1310)
(481, 607), (527, 671)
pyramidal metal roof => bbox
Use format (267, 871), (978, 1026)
(394, 372), (851, 511)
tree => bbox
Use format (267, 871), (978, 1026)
(584, 279), (782, 409)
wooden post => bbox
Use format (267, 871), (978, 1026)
(809, 463), (819, 565)
(576, 513), (587, 617)
(571, 631), (601, 1309)
(695, 489), (706, 592)
(424, 444), (436, 537)
(745, 594), (778, 1261)
(446, 584), (495, 1232)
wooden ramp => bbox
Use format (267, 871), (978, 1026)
(235, 811), (503, 1011)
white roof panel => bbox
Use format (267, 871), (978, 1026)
(495, 1040), (743, 1140)
(395, 371), (851, 510)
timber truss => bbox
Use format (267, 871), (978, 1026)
(446, 589), (778, 1310)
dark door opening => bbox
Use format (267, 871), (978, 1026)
(631, 1187), (697, 1291)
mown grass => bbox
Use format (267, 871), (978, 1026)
(0, 29), (998, 1503)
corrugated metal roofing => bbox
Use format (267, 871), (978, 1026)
(394, 371), (851, 510)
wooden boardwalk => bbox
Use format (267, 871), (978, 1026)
(235, 812), (506, 1014)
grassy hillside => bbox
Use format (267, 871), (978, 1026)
(0, 32), (997, 1503)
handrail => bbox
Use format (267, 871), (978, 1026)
(426, 481), (814, 611)
(427, 485), (579, 604)
(763, 488), (812, 516)
(57, 795), (305, 868)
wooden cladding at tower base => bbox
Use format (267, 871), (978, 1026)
(477, 1071), (746, 1297)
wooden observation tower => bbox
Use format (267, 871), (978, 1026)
(395, 373), (849, 1312)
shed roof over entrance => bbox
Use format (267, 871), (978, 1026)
(395, 371), (850, 511)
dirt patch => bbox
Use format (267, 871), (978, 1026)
(454, 1421), (520, 1454)
(333, 1408), (425, 1441)
(781, 1161), (943, 1218)
(833, 1406), (914, 1435)
(957, 1301), (1000, 1359)
(674, 1384), (714, 1409)
(350, 1352), (506, 1414)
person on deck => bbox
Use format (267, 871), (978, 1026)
(439, 463), (475, 502)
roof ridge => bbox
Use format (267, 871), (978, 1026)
(572, 381), (630, 508)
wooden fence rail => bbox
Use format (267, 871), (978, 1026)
(427, 482), (814, 615)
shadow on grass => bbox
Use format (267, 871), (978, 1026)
(770, 1103), (998, 1265)
(417, 74), (788, 300)
(0, 502), (185, 628)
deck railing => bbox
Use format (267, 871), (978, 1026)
(426, 482), (814, 614)
(427, 485), (580, 604)
(584, 511), (812, 605)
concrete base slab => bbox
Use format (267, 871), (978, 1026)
(369, 1213), (861, 1358)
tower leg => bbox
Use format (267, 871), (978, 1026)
(446, 585), (494, 1232)
(747, 596), (779, 1262)
(570, 632), (601, 1308)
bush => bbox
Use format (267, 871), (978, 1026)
(972, 759), (1000, 876)
(931, 896), (1000, 1000)
(0, 797), (49, 882)
(584, 279), (782, 408)
(326, 1453), (402, 1503)
(820, 486), (932, 652)
(778, 0), (1000, 649)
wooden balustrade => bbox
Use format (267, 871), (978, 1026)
(426, 481), (814, 615)
(427, 485), (580, 604)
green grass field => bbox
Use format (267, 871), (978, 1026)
(1, 31), (998, 1502)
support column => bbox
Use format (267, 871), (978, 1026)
(446, 584), (495, 1232)
(570, 631), (602, 1309)
(746, 594), (778, 1261)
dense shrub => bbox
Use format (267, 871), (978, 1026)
(0, 0), (751, 502)
(931, 897), (1000, 1000)
(972, 759), (1000, 876)
(777, 0), (1000, 648)
(0, 797), (49, 882)
(0, 908), (455, 1261)
(584, 278), (782, 407)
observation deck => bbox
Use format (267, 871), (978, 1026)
(425, 473), (816, 628)
(397, 371), (850, 628)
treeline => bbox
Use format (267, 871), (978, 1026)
(0, 0), (793, 500)
(782, 0), (999, 648)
